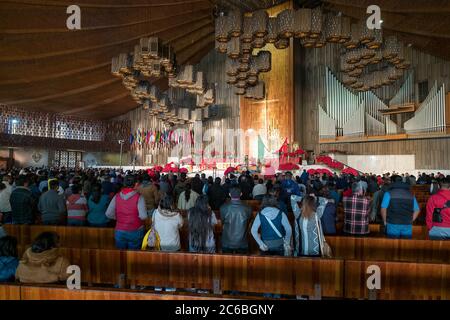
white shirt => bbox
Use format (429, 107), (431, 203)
(154, 209), (184, 252)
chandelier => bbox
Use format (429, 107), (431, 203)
(112, 36), (215, 126)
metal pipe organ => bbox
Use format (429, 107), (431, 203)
(385, 117), (401, 135)
(343, 103), (365, 137)
(404, 82), (446, 134)
(389, 70), (415, 107)
(323, 67), (387, 138)
(319, 105), (337, 139)
(325, 67), (360, 135)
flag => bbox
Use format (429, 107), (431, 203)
(258, 135), (265, 161)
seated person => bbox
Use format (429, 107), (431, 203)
(0, 235), (19, 282)
(16, 232), (70, 283)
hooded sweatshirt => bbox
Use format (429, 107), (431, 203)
(0, 256), (19, 282)
(105, 188), (147, 231)
(15, 247), (70, 283)
(153, 208), (183, 252)
(251, 206), (292, 250)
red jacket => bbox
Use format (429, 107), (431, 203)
(426, 189), (450, 230)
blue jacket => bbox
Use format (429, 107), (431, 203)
(281, 179), (301, 196)
(87, 195), (110, 225)
(0, 256), (19, 282)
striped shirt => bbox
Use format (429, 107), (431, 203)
(66, 194), (88, 220)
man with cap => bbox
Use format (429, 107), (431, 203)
(105, 175), (147, 249)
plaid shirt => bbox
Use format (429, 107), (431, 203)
(343, 195), (371, 235)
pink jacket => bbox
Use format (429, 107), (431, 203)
(105, 188), (147, 231)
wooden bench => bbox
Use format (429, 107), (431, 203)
(0, 284), (236, 300)
(11, 247), (344, 298)
(327, 236), (450, 263)
(344, 260), (450, 300)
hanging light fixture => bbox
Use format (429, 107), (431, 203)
(277, 9), (294, 38)
(247, 75), (258, 86)
(314, 30), (327, 48)
(265, 17), (279, 43)
(274, 37), (289, 49)
(341, 56), (356, 73)
(241, 42), (253, 54)
(370, 49), (383, 64)
(339, 16), (351, 44)
(241, 16), (255, 43)
(255, 51), (271, 72)
(215, 40), (227, 53)
(227, 37), (241, 59)
(310, 7), (323, 38)
(301, 37), (316, 48)
(382, 36), (398, 59)
(226, 58), (239, 76)
(344, 23), (360, 49)
(252, 37), (266, 49)
(324, 12), (342, 43)
(228, 10), (242, 37)
(342, 74), (357, 85)
(252, 10), (268, 38)
(215, 13), (230, 43)
(226, 75), (237, 84)
(361, 48), (376, 59)
(345, 48), (361, 64)
(294, 8), (311, 38)
(366, 28), (383, 49)
(359, 20), (374, 44)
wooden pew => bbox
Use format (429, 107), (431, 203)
(344, 260), (450, 300)
(14, 247), (344, 298)
(19, 285), (234, 300)
(327, 236), (450, 263)
(0, 284), (21, 300)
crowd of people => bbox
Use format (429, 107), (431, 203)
(0, 166), (449, 284)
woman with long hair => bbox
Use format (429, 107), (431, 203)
(188, 195), (218, 253)
(16, 232), (70, 283)
(291, 194), (329, 256)
(87, 183), (110, 227)
(177, 183), (199, 211)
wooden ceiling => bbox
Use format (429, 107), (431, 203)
(1, 0), (449, 119)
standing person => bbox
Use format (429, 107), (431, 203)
(280, 172), (301, 205)
(291, 195), (329, 256)
(191, 174), (204, 196)
(207, 177), (227, 210)
(177, 183), (199, 211)
(188, 195), (218, 253)
(138, 174), (160, 217)
(15, 232), (70, 284)
(252, 179), (267, 201)
(0, 182), (12, 224)
(173, 173), (188, 203)
(10, 175), (35, 225)
(0, 236), (19, 282)
(152, 195), (184, 252)
(239, 176), (253, 200)
(380, 175), (420, 239)
(66, 185), (88, 226)
(250, 195), (292, 256)
(426, 177), (450, 239)
(342, 183), (371, 236)
(220, 187), (252, 254)
(38, 179), (66, 225)
(87, 184), (110, 227)
(105, 175), (147, 250)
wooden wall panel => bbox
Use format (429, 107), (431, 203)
(240, 1), (294, 161)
